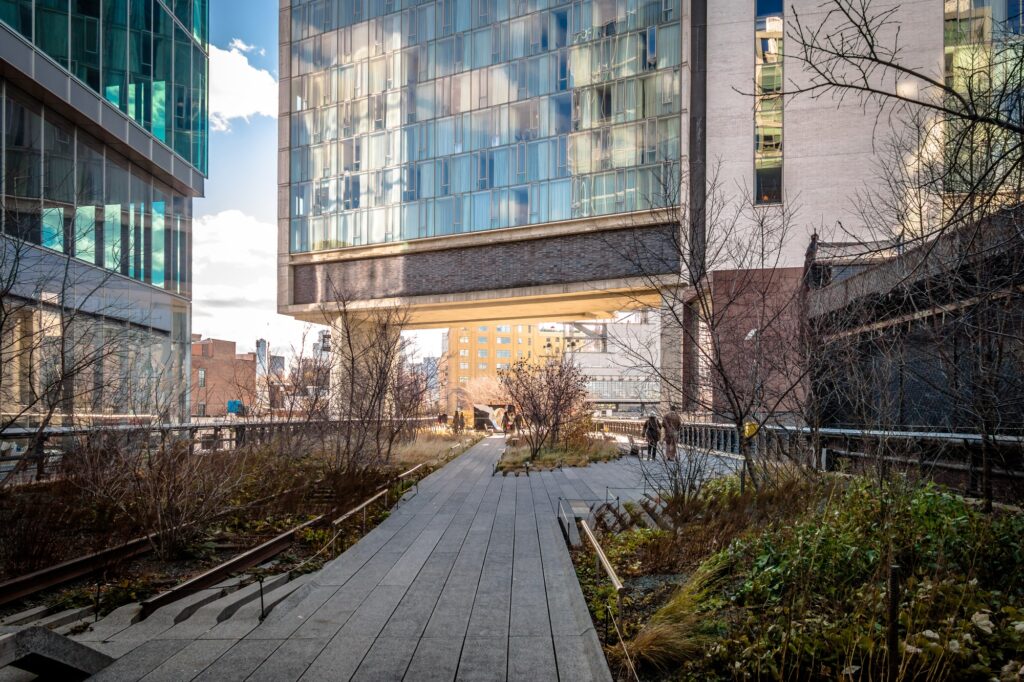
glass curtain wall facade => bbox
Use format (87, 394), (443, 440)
(754, 0), (782, 204)
(2, 82), (193, 296)
(0, 1), (205, 423)
(943, 0), (1024, 197)
(1, 79), (193, 421)
(288, 0), (682, 253)
(0, 0), (209, 174)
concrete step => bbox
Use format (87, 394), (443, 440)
(94, 577), (240, 658)
(623, 502), (658, 530)
(31, 607), (94, 631)
(53, 616), (94, 637)
(0, 606), (54, 628)
(0, 627), (113, 679)
(69, 604), (141, 643)
(199, 573), (312, 640)
(642, 491), (668, 513)
(640, 497), (673, 531)
(158, 573), (291, 640)
(592, 504), (620, 532)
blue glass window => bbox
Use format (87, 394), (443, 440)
(287, 0), (682, 251)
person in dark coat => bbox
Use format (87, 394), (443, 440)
(663, 404), (682, 461)
(643, 413), (661, 460)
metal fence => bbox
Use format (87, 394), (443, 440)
(0, 417), (436, 484)
(596, 417), (1024, 496)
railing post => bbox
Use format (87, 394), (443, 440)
(258, 576), (266, 621)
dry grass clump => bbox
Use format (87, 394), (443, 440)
(617, 551), (733, 673)
(390, 432), (479, 468)
(660, 464), (834, 570)
(496, 438), (620, 473)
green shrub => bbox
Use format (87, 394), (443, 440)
(624, 476), (1024, 681)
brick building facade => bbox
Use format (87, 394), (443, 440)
(190, 337), (256, 418)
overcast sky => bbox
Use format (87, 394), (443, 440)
(193, 1), (442, 359)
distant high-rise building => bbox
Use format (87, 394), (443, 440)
(256, 338), (269, 376)
(0, 1), (209, 424)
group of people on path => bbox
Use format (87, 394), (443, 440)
(642, 405), (682, 460)
(500, 407), (523, 435)
(437, 411), (467, 433)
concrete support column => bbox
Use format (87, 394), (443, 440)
(326, 310), (403, 419)
(660, 291), (686, 411)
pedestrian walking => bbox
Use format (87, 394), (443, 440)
(663, 404), (681, 460)
(643, 412), (660, 460)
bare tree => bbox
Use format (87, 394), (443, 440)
(313, 278), (431, 489)
(790, 0), (1024, 509)
(499, 356), (588, 460)
(451, 375), (509, 414)
(611, 166), (813, 492)
(66, 429), (249, 559)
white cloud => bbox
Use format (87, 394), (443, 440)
(191, 210), (445, 360)
(229, 38), (266, 57)
(191, 210), (314, 356)
(209, 43), (276, 132)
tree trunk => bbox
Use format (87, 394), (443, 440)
(886, 550), (900, 682)
(981, 436), (993, 513)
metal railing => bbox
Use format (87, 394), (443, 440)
(597, 417), (1024, 484)
(579, 518), (623, 606)
(578, 518), (639, 682)
(599, 418), (748, 459)
(0, 417), (436, 483)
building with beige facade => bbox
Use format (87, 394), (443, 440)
(443, 311), (661, 416)
(442, 321), (566, 412)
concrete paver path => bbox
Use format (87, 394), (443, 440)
(89, 436), (688, 681)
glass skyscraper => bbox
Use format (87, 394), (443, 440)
(285, 0), (682, 253)
(0, 0), (207, 423)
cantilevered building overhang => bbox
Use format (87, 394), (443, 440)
(276, 0), (691, 328)
(277, 0), (944, 332)
(280, 213), (682, 329)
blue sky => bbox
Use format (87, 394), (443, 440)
(191, 2), (441, 359)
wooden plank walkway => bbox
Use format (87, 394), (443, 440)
(87, 437), (741, 681)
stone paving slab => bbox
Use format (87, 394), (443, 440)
(85, 436), (681, 681)
(191, 639), (281, 682)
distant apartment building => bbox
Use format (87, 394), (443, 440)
(190, 336), (255, 418)
(442, 314), (659, 415)
(442, 322), (566, 411)
(0, 0), (208, 425)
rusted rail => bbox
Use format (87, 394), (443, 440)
(137, 460), (437, 619)
(0, 455), (441, 612)
(0, 477), (324, 608)
(138, 515), (325, 619)
(0, 537), (154, 608)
